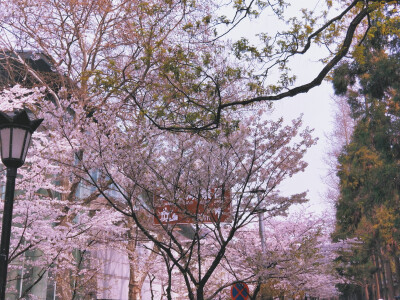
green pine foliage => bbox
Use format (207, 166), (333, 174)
(333, 15), (400, 298)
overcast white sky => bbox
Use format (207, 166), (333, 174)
(271, 82), (335, 215)
(223, 0), (339, 216)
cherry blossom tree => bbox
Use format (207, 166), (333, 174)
(221, 211), (349, 299)
(0, 83), (320, 298)
(40, 95), (317, 299)
(0, 86), (126, 299)
(0, 84), (343, 299)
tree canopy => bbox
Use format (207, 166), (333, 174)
(1, 0), (399, 130)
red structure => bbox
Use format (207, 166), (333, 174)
(153, 189), (231, 225)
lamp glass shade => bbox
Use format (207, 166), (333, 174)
(12, 128), (28, 159)
(0, 126), (31, 167)
(0, 110), (43, 168)
(0, 128), (10, 160)
(22, 131), (32, 161)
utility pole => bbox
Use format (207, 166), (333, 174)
(250, 189), (266, 254)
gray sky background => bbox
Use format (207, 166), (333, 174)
(225, 1), (339, 215)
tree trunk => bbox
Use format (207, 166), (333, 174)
(148, 274), (156, 300)
(382, 248), (395, 300)
(378, 252), (388, 300)
(127, 222), (161, 300)
(373, 254), (383, 299)
(251, 281), (261, 300)
(364, 284), (370, 300)
(196, 285), (204, 300)
(55, 268), (73, 300)
(127, 226), (141, 300)
(390, 243), (400, 290)
(128, 256), (141, 300)
(372, 281), (376, 300)
(54, 179), (76, 299)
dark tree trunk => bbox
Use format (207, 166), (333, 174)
(382, 248), (395, 300)
(364, 284), (370, 300)
(251, 281), (261, 300)
(373, 254), (383, 299)
(196, 285), (204, 300)
(378, 253), (388, 300)
(391, 243), (400, 293)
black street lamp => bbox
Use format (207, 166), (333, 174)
(0, 110), (43, 300)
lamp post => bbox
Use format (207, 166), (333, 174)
(0, 110), (43, 300)
(250, 189), (267, 255)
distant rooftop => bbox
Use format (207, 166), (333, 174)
(0, 50), (62, 90)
